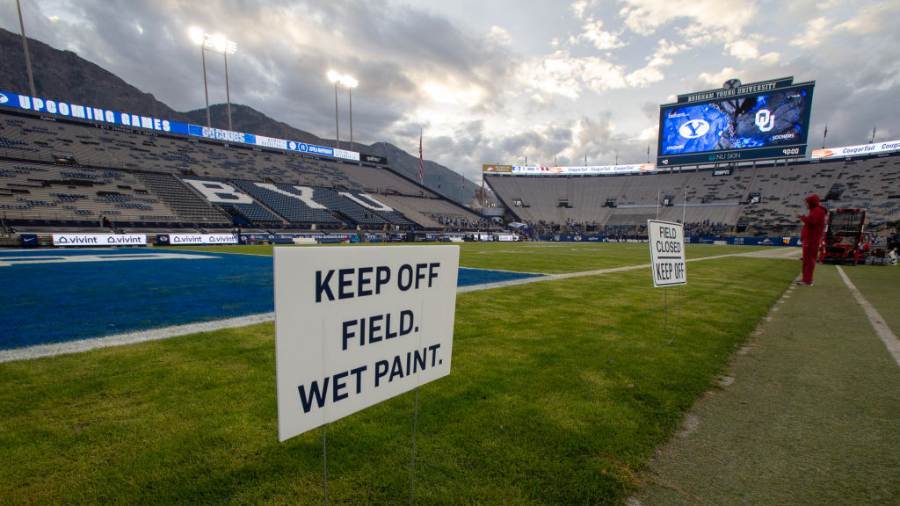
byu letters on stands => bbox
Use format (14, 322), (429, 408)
(647, 220), (687, 287)
(274, 246), (459, 441)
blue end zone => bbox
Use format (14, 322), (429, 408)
(0, 248), (540, 350)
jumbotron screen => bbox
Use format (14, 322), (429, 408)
(657, 83), (814, 166)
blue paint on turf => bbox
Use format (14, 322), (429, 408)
(0, 248), (540, 350)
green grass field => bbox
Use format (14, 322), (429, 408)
(163, 242), (766, 273)
(1, 244), (801, 503)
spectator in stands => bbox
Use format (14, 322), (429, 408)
(798, 194), (827, 286)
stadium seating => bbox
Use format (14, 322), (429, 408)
(0, 160), (182, 227)
(7, 105), (893, 236)
(486, 154), (900, 234)
(0, 109), (485, 230)
(232, 181), (344, 227)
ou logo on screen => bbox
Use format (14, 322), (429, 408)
(679, 119), (709, 139)
(755, 109), (775, 132)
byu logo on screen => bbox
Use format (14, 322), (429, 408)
(755, 109), (775, 132)
(678, 119), (709, 139)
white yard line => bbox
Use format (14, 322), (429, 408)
(0, 252), (215, 267)
(1, 248), (794, 363)
(836, 266), (900, 367)
(0, 313), (275, 363)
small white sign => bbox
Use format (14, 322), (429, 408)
(52, 233), (147, 246)
(275, 246), (459, 442)
(167, 233), (238, 245)
(647, 220), (686, 287)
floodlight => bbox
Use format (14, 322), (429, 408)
(188, 26), (205, 45)
(208, 33), (237, 54)
(327, 70), (342, 84)
(342, 75), (359, 88)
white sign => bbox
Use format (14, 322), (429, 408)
(647, 220), (686, 287)
(52, 233), (147, 246)
(811, 139), (900, 159)
(167, 233), (238, 245)
(275, 246), (460, 441)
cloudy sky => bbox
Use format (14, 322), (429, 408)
(2, 0), (899, 181)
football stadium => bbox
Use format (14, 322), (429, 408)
(1, 1), (899, 504)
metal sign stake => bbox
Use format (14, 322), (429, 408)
(409, 386), (420, 505)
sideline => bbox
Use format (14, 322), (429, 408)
(632, 265), (900, 504)
(837, 265), (900, 367)
(0, 248), (795, 363)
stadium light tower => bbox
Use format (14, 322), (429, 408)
(343, 75), (358, 147)
(327, 70), (343, 149)
(189, 27), (238, 130)
(15, 0), (37, 98)
(326, 71), (358, 149)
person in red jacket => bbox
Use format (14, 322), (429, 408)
(799, 194), (827, 285)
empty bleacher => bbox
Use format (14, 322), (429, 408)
(0, 109), (485, 230)
(232, 181), (343, 227)
(487, 153), (900, 233)
(0, 160), (181, 227)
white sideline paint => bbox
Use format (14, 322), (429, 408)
(1, 247), (795, 363)
(0, 313), (275, 363)
(836, 266), (900, 367)
(0, 252), (215, 267)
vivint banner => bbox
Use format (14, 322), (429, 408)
(0, 89), (360, 163)
(166, 233), (239, 245)
(52, 233), (147, 246)
(484, 163), (657, 175)
(811, 139), (900, 159)
(275, 246), (459, 441)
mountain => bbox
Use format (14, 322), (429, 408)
(0, 27), (479, 205)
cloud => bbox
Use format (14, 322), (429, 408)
(835, 2), (900, 34)
(486, 25), (512, 46)
(618, 0), (757, 37)
(518, 50), (627, 100)
(698, 67), (740, 87)
(625, 39), (687, 87)
(791, 16), (829, 47)
(725, 37), (779, 64)
(571, 0), (590, 20)
(570, 18), (625, 50)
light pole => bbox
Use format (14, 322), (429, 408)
(327, 70), (342, 149)
(189, 28), (237, 130)
(343, 76), (358, 147)
(16, 0), (37, 98)
(327, 71), (359, 150)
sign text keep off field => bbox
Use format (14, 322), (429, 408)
(648, 220), (686, 287)
(274, 246), (459, 441)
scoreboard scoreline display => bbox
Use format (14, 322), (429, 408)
(657, 77), (815, 167)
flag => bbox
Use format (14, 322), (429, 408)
(418, 129), (425, 184)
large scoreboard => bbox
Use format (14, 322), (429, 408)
(657, 77), (815, 166)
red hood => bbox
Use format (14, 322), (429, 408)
(805, 194), (821, 208)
